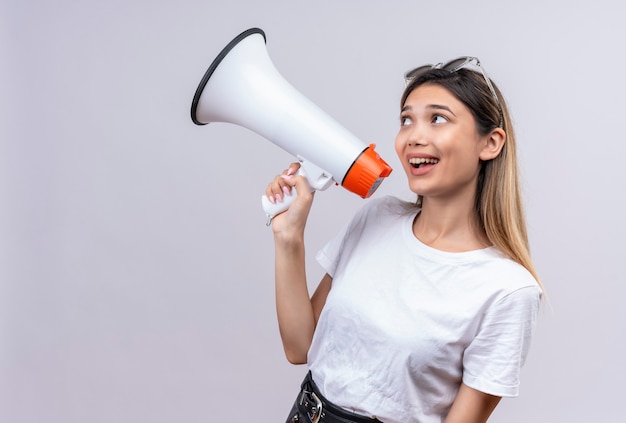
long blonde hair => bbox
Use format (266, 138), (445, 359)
(402, 68), (543, 291)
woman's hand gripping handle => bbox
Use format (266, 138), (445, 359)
(262, 159), (333, 226)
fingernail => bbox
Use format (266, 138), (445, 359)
(280, 174), (292, 181)
(283, 186), (290, 196)
(268, 195), (275, 204)
(286, 168), (295, 176)
(275, 193), (282, 203)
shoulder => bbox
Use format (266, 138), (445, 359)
(320, 196), (414, 256)
(476, 251), (543, 305)
(316, 196), (413, 276)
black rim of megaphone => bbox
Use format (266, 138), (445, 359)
(190, 27), (267, 126)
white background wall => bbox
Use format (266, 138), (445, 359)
(1, 0), (624, 421)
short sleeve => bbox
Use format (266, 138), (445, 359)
(462, 285), (542, 397)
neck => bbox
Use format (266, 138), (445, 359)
(414, 194), (490, 252)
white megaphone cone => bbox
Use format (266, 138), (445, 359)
(191, 28), (392, 222)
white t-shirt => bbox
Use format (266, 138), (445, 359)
(308, 196), (541, 423)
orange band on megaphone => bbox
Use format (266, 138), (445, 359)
(342, 144), (393, 198)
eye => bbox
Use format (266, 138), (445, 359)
(432, 114), (448, 124)
(400, 115), (412, 126)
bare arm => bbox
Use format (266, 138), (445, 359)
(444, 384), (501, 423)
(268, 164), (331, 364)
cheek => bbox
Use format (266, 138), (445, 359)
(394, 132), (405, 158)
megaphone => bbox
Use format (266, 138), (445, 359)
(190, 28), (392, 221)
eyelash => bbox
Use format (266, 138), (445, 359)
(431, 114), (447, 124)
(399, 114), (448, 126)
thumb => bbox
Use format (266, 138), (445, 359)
(280, 173), (313, 200)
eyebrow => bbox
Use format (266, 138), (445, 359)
(401, 104), (457, 116)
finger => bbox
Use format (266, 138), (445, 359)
(267, 173), (291, 203)
(266, 177), (281, 204)
(286, 162), (301, 176)
(267, 163), (300, 204)
(280, 173), (296, 186)
(280, 173), (312, 203)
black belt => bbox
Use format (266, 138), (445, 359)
(287, 372), (382, 423)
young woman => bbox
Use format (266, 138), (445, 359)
(266, 57), (543, 423)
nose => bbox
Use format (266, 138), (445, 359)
(406, 126), (426, 147)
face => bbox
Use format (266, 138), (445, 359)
(395, 83), (494, 202)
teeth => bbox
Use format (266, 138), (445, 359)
(409, 157), (439, 166)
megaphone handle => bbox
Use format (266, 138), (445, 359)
(262, 161), (333, 225)
(262, 187), (299, 225)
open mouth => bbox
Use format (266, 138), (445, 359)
(409, 157), (439, 169)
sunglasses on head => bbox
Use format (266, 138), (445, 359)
(404, 57), (503, 128)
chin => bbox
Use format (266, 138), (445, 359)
(406, 180), (426, 195)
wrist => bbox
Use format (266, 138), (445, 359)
(274, 230), (305, 248)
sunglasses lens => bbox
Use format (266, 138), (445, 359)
(442, 57), (472, 72)
(404, 65), (432, 82)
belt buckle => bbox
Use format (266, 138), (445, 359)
(299, 389), (323, 423)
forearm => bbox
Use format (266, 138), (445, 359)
(444, 384), (501, 423)
(274, 234), (316, 364)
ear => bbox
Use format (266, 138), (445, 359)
(479, 128), (506, 161)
